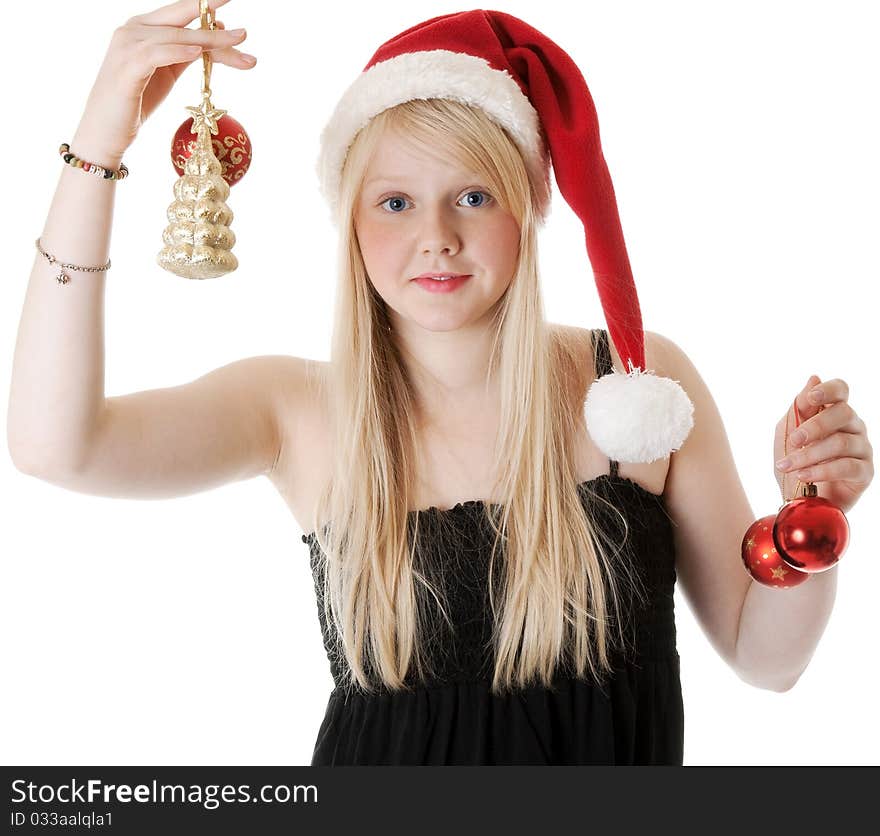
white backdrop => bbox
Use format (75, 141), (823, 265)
(2, 0), (877, 766)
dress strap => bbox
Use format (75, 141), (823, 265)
(590, 328), (619, 478)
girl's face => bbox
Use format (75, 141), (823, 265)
(354, 130), (521, 334)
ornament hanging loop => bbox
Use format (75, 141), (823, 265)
(200, 0), (214, 100)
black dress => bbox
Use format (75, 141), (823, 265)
(300, 329), (683, 765)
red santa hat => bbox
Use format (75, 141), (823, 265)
(315, 9), (694, 464)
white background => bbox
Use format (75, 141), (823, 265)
(2, 0), (878, 766)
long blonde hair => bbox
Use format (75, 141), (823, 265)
(310, 98), (644, 696)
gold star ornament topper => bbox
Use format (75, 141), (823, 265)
(185, 102), (229, 136)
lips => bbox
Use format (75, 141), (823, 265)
(412, 275), (471, 293)
(411, 272), (471, 281)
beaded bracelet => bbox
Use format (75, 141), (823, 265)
(59, 142), (130, 181)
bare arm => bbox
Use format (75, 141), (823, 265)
(656, 331), (840, 692)
(7, 136), (119, 476)
(7, 130), (298, 496)
(735, 566), (838, 692)
(6, 1), (283, 496)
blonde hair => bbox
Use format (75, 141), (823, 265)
(310, 97), (645, 696)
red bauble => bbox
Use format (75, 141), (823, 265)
(171, 113), (252, 186)
(772, 495), (849, 573)
(742, 514), (812, 589)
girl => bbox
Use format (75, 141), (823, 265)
(8, 0), (873, 766)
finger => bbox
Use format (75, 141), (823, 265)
(793, 456), (873, 485)
(778, 429), (868, 473)
(788, 400), (860, 449)
(132, 23), (246, 49)
(169, 17), (224, 57)
(198, 19), (257, 66)
(200, 41), (257, 68)
(174, 24), (256, 68)
(792, 374), (824, 423)
(805, 377), (849, 408)
(131, 0), (232, 28)
(164, 19), (234, 78)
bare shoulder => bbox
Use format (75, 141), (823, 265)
(550, 323), (669, 394)
(270, 355), (328, 409)
(241, 354), (318, 476)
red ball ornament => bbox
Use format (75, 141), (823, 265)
(772, 493), (850, 573)
(742, 514), (812, 589)
(171, 113), (252, 186)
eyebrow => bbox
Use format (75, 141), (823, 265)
(364, 175), (484, 188)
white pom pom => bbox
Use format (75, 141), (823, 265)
(584, 368), (694, 464)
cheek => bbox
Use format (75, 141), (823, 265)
(483, 216), (521, 275)
(357, 221), (403, 273)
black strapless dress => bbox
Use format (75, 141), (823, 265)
(299, 329), (683, 765)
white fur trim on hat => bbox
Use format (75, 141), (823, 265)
(315, 49), (553, 223)
(584, 368), (695, 464)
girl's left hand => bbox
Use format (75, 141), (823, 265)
(774, 375), (874, 514)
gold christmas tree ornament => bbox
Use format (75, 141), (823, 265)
(157, 0), (240, 279)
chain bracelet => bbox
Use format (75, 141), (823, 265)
(35, 237), (112, 285)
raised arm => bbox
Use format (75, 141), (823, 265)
(6, 0), (281, 498)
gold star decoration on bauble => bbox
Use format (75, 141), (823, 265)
(770, 565), (789, 580)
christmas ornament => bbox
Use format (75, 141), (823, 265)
(157, 0), (250, 279)
(741, 395), (850, 588)
(741, 515), (811, 589)
(170, 112), (251, 187)
(772, 489), (850, 573)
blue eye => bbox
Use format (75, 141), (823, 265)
(381, 196), (409, 213)
(379, 190), (493, 213)
(460, 190), (491, 208)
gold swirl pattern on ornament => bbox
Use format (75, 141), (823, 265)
(210, 136), (251, 177)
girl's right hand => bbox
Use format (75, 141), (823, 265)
(71, 0), (255, 168)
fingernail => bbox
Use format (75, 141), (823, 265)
(809, 388), (824, 403)
(229, 28), (246, 36)
(242, 53), (256, 64)
(776, 458), (791, 471)
(790, 430), (806, 446)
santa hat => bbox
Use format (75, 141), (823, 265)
(315, 9), (694, 464)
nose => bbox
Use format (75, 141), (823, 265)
(420, 205), (461, 256)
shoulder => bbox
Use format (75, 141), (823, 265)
(268, 355), (327, 406)
(552, 323), (670, 389)
(640, 330), (683, 378)
(207, 354), (308, 415)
